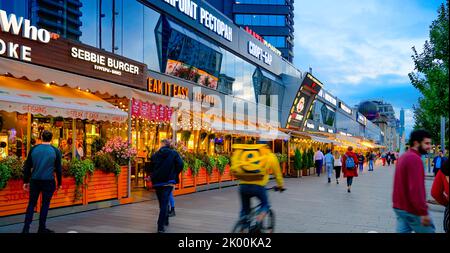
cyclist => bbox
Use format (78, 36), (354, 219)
(230, 143), (285, 232)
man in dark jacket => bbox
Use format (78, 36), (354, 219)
(22, 130), (62, 233)
(433, 151), (448, 176)
(149, 139), (183, 233)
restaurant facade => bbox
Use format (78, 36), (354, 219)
(0, 0), (308, 222)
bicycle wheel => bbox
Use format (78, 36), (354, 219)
(260, 209), (275, 233)
(231, 216), (251, 233)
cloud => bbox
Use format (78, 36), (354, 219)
(293, 0), (441, 86)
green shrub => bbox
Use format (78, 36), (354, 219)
(0, 155), (23, 179)
(94, 153), (121, 176)
(294, 148), (302, 171)
(217, 155), (229, 175)
(69, 159), (95, 201)
(0, 164), (11, 189)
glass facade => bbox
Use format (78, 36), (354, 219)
(0, 0), (29, 19)
(234, 14), (285, 26)
(336, 111), (360, 136)
(263, 36), (286, 48)
(235, 0), (286, 4)
(309, 100), (336, 128)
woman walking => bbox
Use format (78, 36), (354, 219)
(431, 159), (449, 233)
(342, 146), (359, 193)
(333, 150), (342, 184)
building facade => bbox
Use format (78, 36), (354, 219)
(205, 0), (294, 63)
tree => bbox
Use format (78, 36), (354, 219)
(409, 2), (449, 145)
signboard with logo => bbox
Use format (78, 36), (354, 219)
(0, 9), (146, 89)
(357, 112), (367, 125)
(339, 101), (352, 115)
(286, 73), (323, 130)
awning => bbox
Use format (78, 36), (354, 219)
(0, 76), (128, 122)
(210, 121), (289, 140)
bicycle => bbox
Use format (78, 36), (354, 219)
(231, 186), (286, 233)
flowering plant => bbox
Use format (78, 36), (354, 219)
(101, 137), (137, 166)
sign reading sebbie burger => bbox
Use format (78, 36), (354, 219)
(0, 9), (146, 90)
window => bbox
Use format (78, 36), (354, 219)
(235, 0), (286, 5)
(263, 36), (286, 47)
(233, 15), (286, 26)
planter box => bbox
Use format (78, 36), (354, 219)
(0, 180), (32, 217)
(196, 167), (208, 186)
(0, 177), (84, 217)
(181, 169), (195, 188)
(220, 165), (232, 182)
(87, 170), (118, 203)
(50, 177), (83, 208)
(208, 168), (220, 184)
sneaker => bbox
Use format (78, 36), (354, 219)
(168, 208), (176, 217)
(328, 178), (331, 183)
(347, 188), (351, 193)
(157, 229), (165, 233)
(38, 228), (55, 233)
(336, 180), (339, 184)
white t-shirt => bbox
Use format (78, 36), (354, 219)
(334, 155), (342, 166)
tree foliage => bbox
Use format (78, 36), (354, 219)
(409, 2), (449, 144)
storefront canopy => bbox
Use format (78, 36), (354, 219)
(0, 76), (128, 122)
(210, 121), (289, 140)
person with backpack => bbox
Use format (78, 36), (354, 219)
(342, 146), (359, 193)
(324, 149), (334, 183)
(230, 143), (285, 231)
(22, 130), (62, 233)
(148, 139), (184, 233)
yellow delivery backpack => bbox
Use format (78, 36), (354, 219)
(230, 144), (275, 181)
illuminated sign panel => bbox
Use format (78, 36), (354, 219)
(339, 102), (352, 115)
(286, 73), (323, 130)
(357, 112), (367, 125)
(162, 0), (233, 42)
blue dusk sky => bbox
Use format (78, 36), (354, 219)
(293, 0), (445, 136)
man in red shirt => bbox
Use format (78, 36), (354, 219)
(392, 130), (435, 233)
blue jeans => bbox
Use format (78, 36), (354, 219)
(326, 163), (333, 179)
(359, 163), (364, 172)
(369, 160), (374, 171)
(155, 186), (173, 231)
(169, 191), (175, 209)
(394, 208), (435, 233)
(239, 184), (270, 221)
(23, 180), (56, 232)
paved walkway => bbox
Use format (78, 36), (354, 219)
(0, 164), (445, 233)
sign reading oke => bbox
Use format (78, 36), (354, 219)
(0, 9), (52, 62)
(248, 41), (272, 66)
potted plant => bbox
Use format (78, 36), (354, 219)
(294, 148), (302, 178)
(93, 152), (121, 176)
(276, 153), (288, 175)
(0, 163), (10, 190)
(91, 137), (106, 157)
(101, 137), (137, 167)
(302, 150), (309, 176)
(68, 158), (95, 201)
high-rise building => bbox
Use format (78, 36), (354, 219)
(0, 0), (83, 41)
(205, 0), (294, 63)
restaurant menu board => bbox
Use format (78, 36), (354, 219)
(286, 73), (323, 130)
(131, 99), (173, 122)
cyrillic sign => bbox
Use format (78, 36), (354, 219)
(163, 0), (233, 42)
(248, 41), (272, 65)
